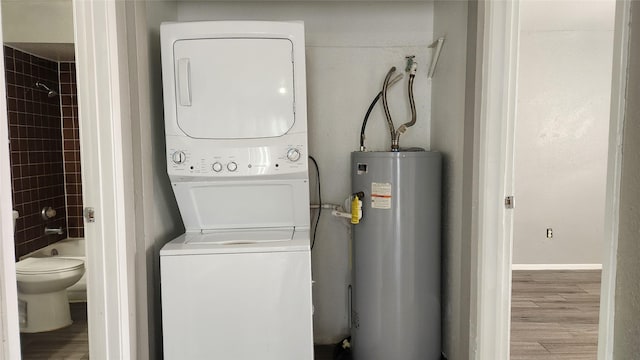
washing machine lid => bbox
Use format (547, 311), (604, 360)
(173, 37), (295, 139)
(16, 257), (84, 274)
(160, 227), (310, 255)
(188, 227), (293, 245)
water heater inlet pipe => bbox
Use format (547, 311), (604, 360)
(359, 73), (403, 151)
(381, 67), (398, 150)
(393, 59), (418, 150)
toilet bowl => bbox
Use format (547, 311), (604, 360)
(16, 257), (85, 333)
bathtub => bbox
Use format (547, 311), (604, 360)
(22, 238), (87, 302)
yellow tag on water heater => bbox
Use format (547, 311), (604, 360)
(351, 195), (360, 224)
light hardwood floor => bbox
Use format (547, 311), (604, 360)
(511, 270), (601, 360)
(20, 302), (89, 360)
(19, 275), (598, 360)
(19, 301), (335, 360)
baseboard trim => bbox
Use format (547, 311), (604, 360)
(512, 264), (603, 271)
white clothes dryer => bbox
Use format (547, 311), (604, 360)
(159, 21), (313, 360)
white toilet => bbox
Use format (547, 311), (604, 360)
(13, 210), (85, 333)
(16, 257), (85, 333)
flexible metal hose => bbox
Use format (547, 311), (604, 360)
(381, 67), (397, 149)
(393, 60), (418, 150)
(406, 74), (417, 128)
(359, 74), (403, 151)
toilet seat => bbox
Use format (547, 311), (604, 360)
(16, 257), (84, 275)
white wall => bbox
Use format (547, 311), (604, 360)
(512, 0), (615, 265)
(613, 1), (640, 356)
(1, 0), (73, 44)
(431, 1), (472, 359)
(175, 1), (434, 344)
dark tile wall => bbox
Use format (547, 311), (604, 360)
(5, 46), (67, 259)
(59, 62), (83, 238)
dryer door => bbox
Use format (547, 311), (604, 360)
(173, 38), (295, 139)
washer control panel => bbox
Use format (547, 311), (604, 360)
(167, 142), (306, 177)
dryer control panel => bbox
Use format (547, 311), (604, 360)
(167, 141), (306, 178)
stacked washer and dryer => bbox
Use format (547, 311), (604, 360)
(159, 22), (314, 359)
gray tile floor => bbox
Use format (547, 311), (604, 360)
(511, 270), (601, 360)
(20, 302), (89, 359)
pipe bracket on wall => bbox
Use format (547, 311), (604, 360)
(427, 37), (445, 79)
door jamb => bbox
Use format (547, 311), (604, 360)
(0, 2), (22, 357)
(471, 1), (520, 359)
(0, 1), (138, 358)
(473, 1), (630, 360)
(598, 1), (631, 359)
(73, 0), (138, 358)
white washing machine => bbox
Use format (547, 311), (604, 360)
(159, 21), (313, 359)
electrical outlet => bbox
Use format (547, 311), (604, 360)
(546, 228), (553, 239)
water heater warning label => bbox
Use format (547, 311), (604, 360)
(371, 182), (392, 209)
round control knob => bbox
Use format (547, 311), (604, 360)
(171, 151), (186, 164)
(212, 162), (223, 172)
(227, 162), (238, 172)
(287, 148), (301, 162)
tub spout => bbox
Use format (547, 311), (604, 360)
(44, 227), (63, 235)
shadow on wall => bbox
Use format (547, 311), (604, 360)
(146, 23), (184, 359)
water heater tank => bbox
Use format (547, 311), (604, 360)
(351, 150), (442, 360)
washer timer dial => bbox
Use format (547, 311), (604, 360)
(286, 148), (301, 162)
(172, 151), (186, 164)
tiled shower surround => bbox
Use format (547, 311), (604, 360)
(5, 46), (83, 259)
(59, 62), (84, 239)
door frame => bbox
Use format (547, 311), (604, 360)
(470, 1), (520, 359)
(472, 1), (630, 359)
(73, 0), (138, 358)
(0, 0), (138, 358)
(597, 1), (631, 358)
(0, 2), (22, 358)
